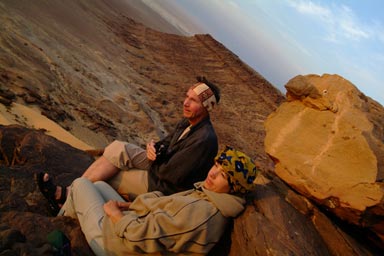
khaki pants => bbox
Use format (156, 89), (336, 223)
(103, 140), (151, 200)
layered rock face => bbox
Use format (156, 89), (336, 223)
(0, 0), (283, 172)
(1, 0), (384, 255)
(265, 74), (384, 244)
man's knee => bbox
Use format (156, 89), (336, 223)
(103, 140), (131, 169)
(103, 140), (128, 158)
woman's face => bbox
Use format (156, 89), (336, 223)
(203, 162), (230, 193)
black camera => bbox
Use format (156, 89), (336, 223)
(154, 142), (167, 159)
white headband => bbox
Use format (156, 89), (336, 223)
(192, 83), (217, 111)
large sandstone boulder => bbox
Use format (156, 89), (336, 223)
(264, 74), (384, 244)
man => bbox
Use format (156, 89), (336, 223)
(39, 77), (220, 213)
(60, 147), (258, 255)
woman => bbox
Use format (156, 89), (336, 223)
(58, 146), (257, 255)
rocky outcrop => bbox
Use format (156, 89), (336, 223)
(231, 176), (374, 256)
(0, 125), (95, 255)
(1, 0), (383, 255)
(1, 124), (381, 255)
(0, 0), (284, 172)
(265, 74), (384, 248)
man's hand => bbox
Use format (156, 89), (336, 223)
(146, 139), (157, 161)
(104, 200), (131, 223)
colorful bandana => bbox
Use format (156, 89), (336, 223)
(215, 146), (257, 194)
(191, 82), (217, 111)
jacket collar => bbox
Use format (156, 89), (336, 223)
(180, 115), (212, 131)
(190, 115), (211, 131)
(194, 182), (245, 218)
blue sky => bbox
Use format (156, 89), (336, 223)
(143, 0), (384, 105)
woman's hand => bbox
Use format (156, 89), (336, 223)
(146, 139), (157, 161)
(104, 200), (131, 223)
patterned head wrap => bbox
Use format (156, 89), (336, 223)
(215, 146), (257, 194)
(191, 82), (217, 111)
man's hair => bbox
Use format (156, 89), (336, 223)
(196, 76), (221, 104)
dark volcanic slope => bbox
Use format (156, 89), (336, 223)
(0, 0), (284, 171)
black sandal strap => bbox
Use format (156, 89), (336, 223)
(37, 172), (67, 214)
(38, 172), (57, 199)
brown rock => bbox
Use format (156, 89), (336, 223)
(230, 175), (375, 255)
(0, 0), (284, 164)
(0, 125), (95, 255)
(265, 74), (384, 245)
(1, 0), (383, 254)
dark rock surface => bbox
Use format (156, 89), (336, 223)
(0, 125), (94, 255)
(1, 125), (381, 255)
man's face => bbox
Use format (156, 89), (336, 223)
(203, 162), (230, 193)
(183, 88), (207, 123)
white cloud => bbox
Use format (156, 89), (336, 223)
(291, 0), (331, 20)
(340, 19), (369, 40)
(338, 5), (369, 40)
(287, 0), (371, 42)
(287, 0), (339, 44)
(373, 22), (384, 44)
(228, 0), (240, 9)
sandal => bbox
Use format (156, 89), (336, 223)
(37, 172), (67, 215)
